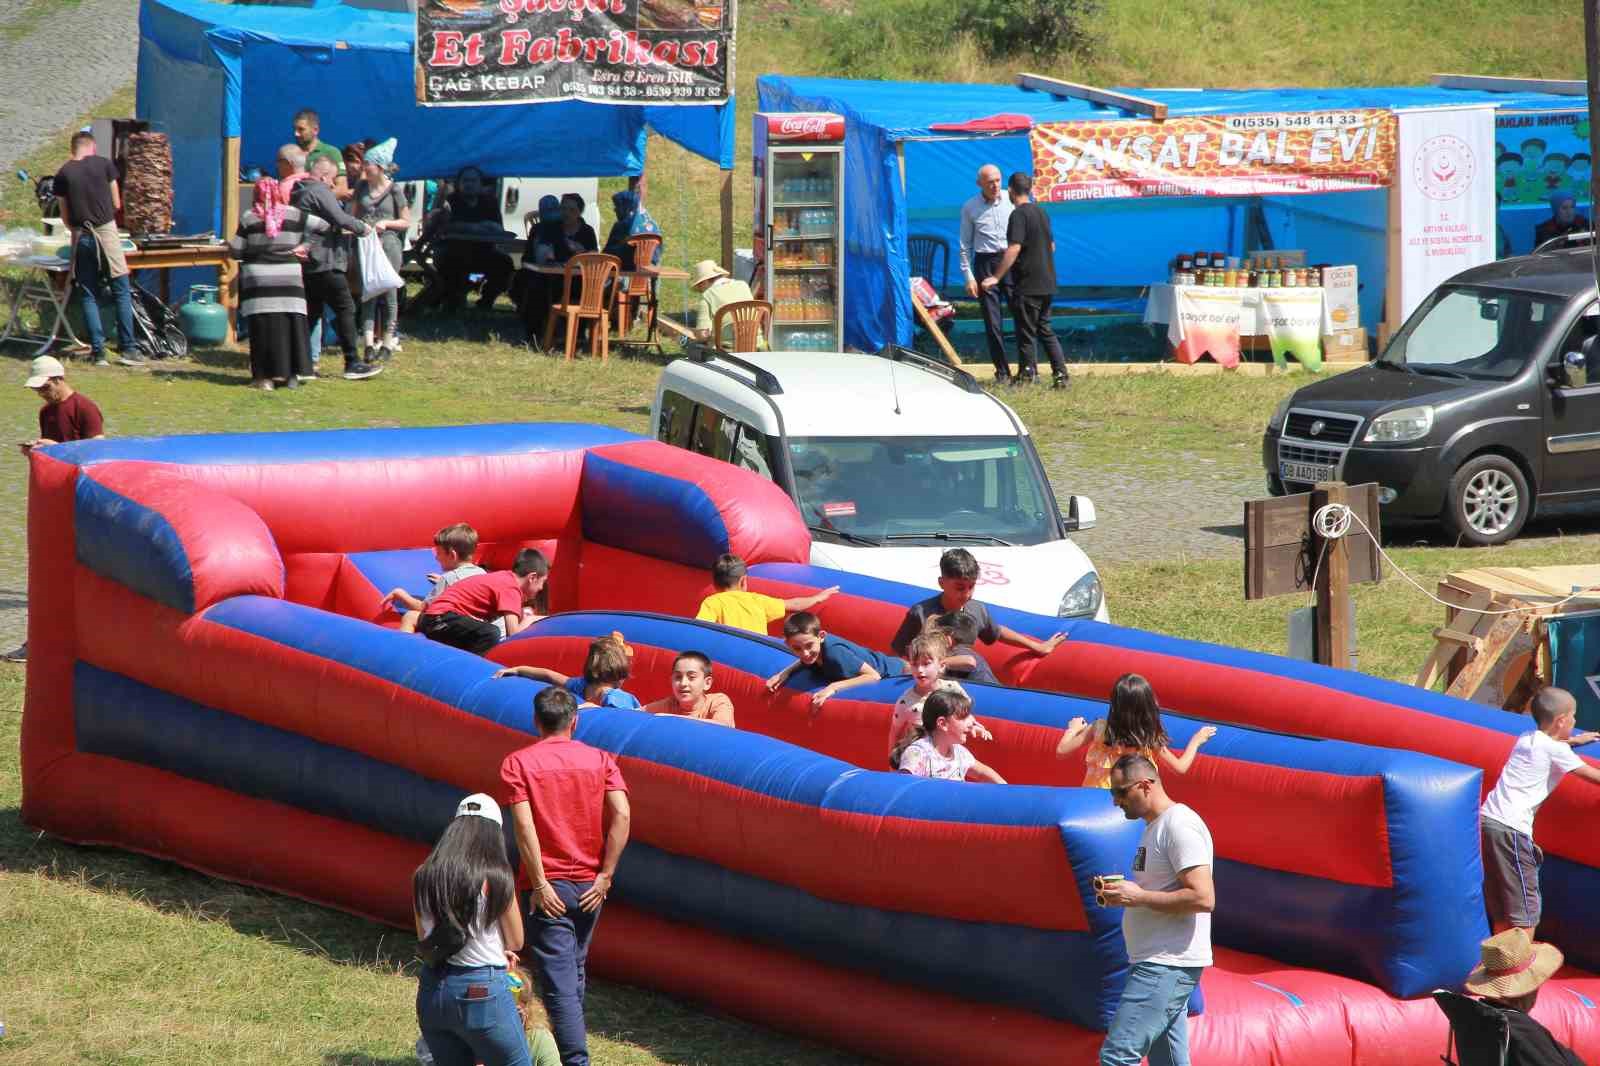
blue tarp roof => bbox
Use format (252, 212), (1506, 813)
(758, 76), (1589, 352)
(139, 0), (734, 237)
(763, 76), (1585, 140)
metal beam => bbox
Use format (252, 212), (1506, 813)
(1430, 73), (1585, 96)
(1015, 73), (1168, 121)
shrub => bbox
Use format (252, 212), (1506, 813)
(819, 0), (1098, 77)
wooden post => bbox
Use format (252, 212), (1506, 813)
(720, 167), (734, 272)
(1312, 481), (1352, 669)
(1586, 0), (1600, 272)
(221, 135), (241, 344)
(1383, 144), (1402, 350)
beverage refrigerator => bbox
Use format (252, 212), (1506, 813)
(753, 112), (846, 352)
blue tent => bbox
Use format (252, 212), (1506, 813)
(139, 0), (736, 239)
(756, 76), (1588, 353)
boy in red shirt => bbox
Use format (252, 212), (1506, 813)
(502, 686), (630, 1066)
(417, 547), (547, 654)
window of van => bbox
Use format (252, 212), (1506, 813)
(1386, 286), (1566, 381)
(658, 390), (696, 448)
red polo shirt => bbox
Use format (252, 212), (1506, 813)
(500, 735), (627, 887)
(422, 569), (523, 621)
(39, 392), (103, 443)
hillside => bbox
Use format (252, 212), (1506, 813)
(631, 0), (1586, 305)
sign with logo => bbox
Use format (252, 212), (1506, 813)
(1028, 110), (1397, 202)
(1168, 287), (1242, 368)
(1260, 289), (1325, 371)
(416, 0), (736, 106)
(762, 112), (846, 142)
(1394, 106), (1496, 323)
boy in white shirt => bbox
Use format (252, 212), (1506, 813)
(1480, 686), (1600, 933)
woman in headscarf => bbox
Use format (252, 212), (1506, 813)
(1535, 191), (1590, 248)
(518, 195), (563, 343)
(227, 177), (328, 390)
(352, 137), (410, 358)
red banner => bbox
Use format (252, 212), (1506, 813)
(1030, 109), (1397, 202)
(1169, 287), (1242, 368)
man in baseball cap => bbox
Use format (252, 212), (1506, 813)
(9, 355), (106, 664)
(1461, 928), (1581, 1064)
(21, 356), (104, 454)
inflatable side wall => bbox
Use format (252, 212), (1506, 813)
(20, 424), (1600, 1065)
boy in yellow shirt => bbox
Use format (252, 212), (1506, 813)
(695, 553), (837, 636)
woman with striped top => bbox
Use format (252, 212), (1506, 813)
(228, 178), (329, 390)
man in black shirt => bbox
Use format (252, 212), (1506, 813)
(981, 171), (1067, 389)
(53, 131), (139, 367)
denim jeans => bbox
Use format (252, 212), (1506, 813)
(525, 881), (601, 1066)
(73, 230), (135, 354)
(416, 963), (531, 1066)
(1099, 962), (1203, 1066)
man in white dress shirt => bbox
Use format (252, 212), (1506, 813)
(958, 164), (1015, 382)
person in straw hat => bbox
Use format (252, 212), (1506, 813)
(689, 259), (762, 349)
(1461, 928), (1583, 1065)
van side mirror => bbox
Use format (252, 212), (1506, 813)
(1549, 357), (1572, 388)
(1064, 495), (1096, 532)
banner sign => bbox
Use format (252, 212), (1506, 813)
(1495, 110), (1590, 207)
(1029, 109), (1397, 202)
(1169, 287), (1242, 368)
(416, 0), (735, 107)
(1395, 106), (1496, 323)
(1260, 289), (1325, 371)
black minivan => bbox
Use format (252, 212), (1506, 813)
(1261, 246), (1600, 545)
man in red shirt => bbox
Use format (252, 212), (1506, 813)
(502, 686), (630, 1066)
(417, 548), (547, 654)
(21, 355), (104, 452)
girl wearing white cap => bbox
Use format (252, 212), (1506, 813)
(413, 793), (531, 1066)
(352, 138), (409, 360)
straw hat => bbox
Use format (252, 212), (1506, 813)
(690, 259), (729, 288)
(1463, 929), (1564, 999)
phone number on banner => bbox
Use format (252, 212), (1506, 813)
(1224, 113), (1371, 132)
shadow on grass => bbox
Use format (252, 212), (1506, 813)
(1, 806), (872, 1065)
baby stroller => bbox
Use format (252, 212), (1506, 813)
(129, 280), (188, 360)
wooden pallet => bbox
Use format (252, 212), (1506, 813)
(1416, 567), (1600, 705)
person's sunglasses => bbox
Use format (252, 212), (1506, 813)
(1110, 779), (1153, 800)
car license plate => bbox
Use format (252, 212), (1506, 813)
(1281, 461), (1335, 483)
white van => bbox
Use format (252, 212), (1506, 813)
(652, 348), (1108, 620)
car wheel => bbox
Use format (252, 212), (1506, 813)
(1443, 454), (1529, 546)
(1267, 473), (1287, 497)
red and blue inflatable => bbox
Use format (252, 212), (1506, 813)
(22, 423), (1600, 1064)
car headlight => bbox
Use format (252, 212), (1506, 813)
(1059, 571), (1103, 618)
(1268, 396), (1294, 431)
(1363, 405), (1434, 443)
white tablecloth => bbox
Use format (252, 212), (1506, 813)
(1144, 283), (1336, 337)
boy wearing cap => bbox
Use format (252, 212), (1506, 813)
(690, 259), (763, 349)
(20, 356), (104, 453)
(1462, 929), (1582, 1065)
(1480, 686), (1600, 935)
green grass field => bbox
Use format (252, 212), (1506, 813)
(1, 4), (1595, 1062)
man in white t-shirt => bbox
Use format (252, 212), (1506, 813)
(1480, 686), (1600, 934)
(1097, 754), (1215, 1066)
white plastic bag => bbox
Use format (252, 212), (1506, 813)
(358, 230), (402, 298)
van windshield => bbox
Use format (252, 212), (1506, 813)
(1382, 285), (1566, 381)
(787, 436), (1059, 546)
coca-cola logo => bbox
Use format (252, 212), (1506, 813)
(780, 117), (827, 135)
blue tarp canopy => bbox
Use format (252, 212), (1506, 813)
(139, 0), (735, 237)
(757, 76), (1588, 352)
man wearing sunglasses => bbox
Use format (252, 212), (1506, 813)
(1098, 754), (1215, 1066)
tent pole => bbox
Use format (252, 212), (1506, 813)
(1382, 145), (1401, 350)
(221, 135), (241, 345)
(720, 166), (734, 270)
(1587, 0), (1600, 294)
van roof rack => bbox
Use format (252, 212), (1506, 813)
(1533, 230), (1595, 254)
(684, 342), (784, 395)
(876, 345), (983, 394)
